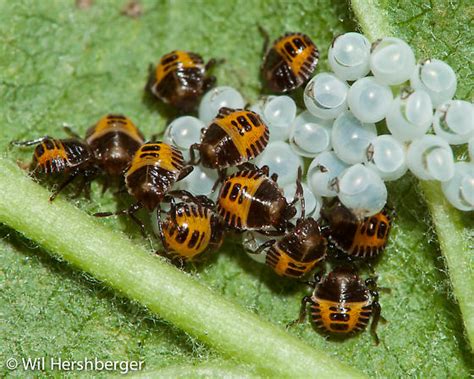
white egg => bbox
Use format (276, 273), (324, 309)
(410, 59), (457, 107)
(386, 88), (433, 142)
(328, 32), (371, 81)
(347, 76), (393, 123)
(331, 111), (377, 164)
(304, 73), (349, 120)
(256, 141), (304, 187)
(307, 151), (349, 197)
(337, 163), (388, 218)
(433, 100), (474, 145)
(289, 111), (333, 157)
(406, 135), (455, 181)
(469, 136), (474, 161)
(174, 164), (219, 200)
(367, 135), (408, 181)
(441, 162), (474, 211)
(370, 37), (416, 85)
(263, 95), (297, 141)
(163, 116), (204, 160)
(198, 86), (245, 124)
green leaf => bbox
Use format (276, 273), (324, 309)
(0, 0), (472, 377)
(352, 0), (474, 350)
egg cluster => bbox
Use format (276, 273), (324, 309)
(165, 33), (473, 216)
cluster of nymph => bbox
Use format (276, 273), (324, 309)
(12, 30), (472, 344)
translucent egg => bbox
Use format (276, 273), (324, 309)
(410, 59), (457, 107)
(386, 88), (434, 142)
(289, 111), (333, 157)
(307, 151), (349, 197)
(328, 32), (371, 81)
(347, 76), (393, 123)
(370, 37), (416, 85)
(366, 135), (408, 181)
(469, 137), (474, 161)
(283, 182), (322, 220)
(441, 162), (474, 211)
(174, 164), (219, 200)
(406, 135), (455, 181)
(248, 99), (265, 116)
(242, 231), (275, 264)
(263, 95), (297, 141)
(256, 141), (304, 187)
(198, 86), (245, 124)
(304, 73), (349, 120)
(163, 116), (204, 160)
(461, 175), (474, 207)
(433, 100), (474, 145)
(337, 164), (388, 217)
(331, 111), (377, 164)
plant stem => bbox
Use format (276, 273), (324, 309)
(0, 159), (365, 378)
(351, 0), (474, 350)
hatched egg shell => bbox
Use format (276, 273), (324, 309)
(331, 111), (377, 164)
(328, 32), (371, 81)
(386, 89), (433, 142)
(307, 151), (349, 197)
(433, 100), (474, 145)
(198, 86), (245, 124)
(367, 135), (408, 181)
(441, 162), (474, 211)
(256, 141), (304, 187)
(304, 73), (349, 120)
(289, 111), (333, 157)
(347, 76), (393, 123)
(337, 164), (388, 217)
(370, 37), (416, 85)
(406, 135), (455, 182)
(410, 59), (457, 107)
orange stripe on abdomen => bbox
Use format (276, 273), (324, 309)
(127, 142), (184, 176)
(218, 174), (265, 228)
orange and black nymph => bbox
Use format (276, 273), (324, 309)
(217, 166), (300, 235)
(11, 136), (97, 201)
(190, 107), (269, 173)
(247, 183), (327, 278)
(249, 217), (327, 279)
(261, 32), (319, 93)
(155, 193), (224, 263)
(94, 142), (193, 233)
(321, 201), (392, 259)
(86, 114), (145, 178)
(292, 266), (382, 344)
(147, 50), (217, 112)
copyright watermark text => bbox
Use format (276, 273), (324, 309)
(5, 357), (144, 374)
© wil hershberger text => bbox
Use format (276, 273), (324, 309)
(6, 357), (144, 374)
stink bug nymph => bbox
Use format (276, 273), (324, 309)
(246, 182), (327, 278)
(147, 50), (217, 112)
(261, 30), (319, 93)
(190, 107), (269, 177)
(154, 192), (224, 264)
(217, 166), (302, 235)
(291, 266), (383, 344)
(321, 201), (392, 260)
(86, 114), (145, 178)
(11, 136), (97, 201)
(94, 142), (193, 235)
